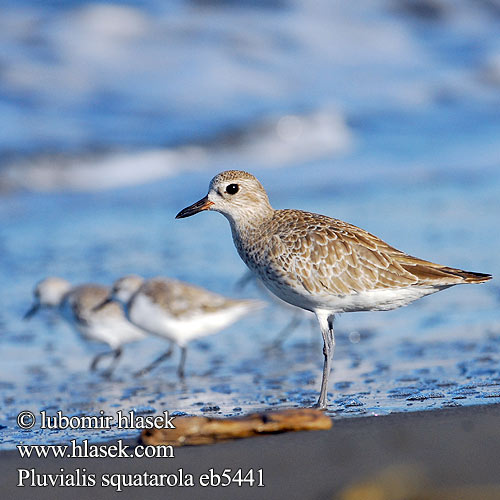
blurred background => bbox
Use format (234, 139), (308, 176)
(0, 0), (499, 448)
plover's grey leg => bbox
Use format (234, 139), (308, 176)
(314, 313), (335, 410)
(177, 346), (187, 379)
(266, 312), (302, 351)
(134, 342), (174, 377)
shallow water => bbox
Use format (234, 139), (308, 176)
(1, 0), (500, 449)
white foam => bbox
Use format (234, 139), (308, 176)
(3, 109), (352, 191)
(1, 0), (499, 191)
(0, 0), (426, 144)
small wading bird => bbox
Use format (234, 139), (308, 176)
(94, 275), (264, 378)
(176, 170), (492, 409)
(24, 277), (148, 376)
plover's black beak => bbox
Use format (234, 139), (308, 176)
(175, 195), (214, 219)
(23, 302), (40, 320)
(92, 297), (113, 312)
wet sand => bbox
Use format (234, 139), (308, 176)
(2, 402), (500, 499)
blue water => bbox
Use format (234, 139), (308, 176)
(1, 0), (500, 449)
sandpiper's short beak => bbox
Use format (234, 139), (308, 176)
(23, 302), (40, 320)
(92, 297), (113, 312)
(175, 195), (214, 219)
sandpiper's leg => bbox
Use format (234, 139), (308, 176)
(314, 312), (335, 409)
(90, 351), (112, 372)
(233, 270), (254, 291)
(177, 346), (187, 379)
(102, 347), (123, 378)
(134, 342), (174, 377)
(266, 312), (302, 351)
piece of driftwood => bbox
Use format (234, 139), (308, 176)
(141, 408), (332, 446)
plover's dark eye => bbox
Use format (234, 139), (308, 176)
(226, 183), (239, 195)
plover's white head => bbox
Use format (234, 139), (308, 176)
(176, 170), (273, 228)
(110, 275), (144, 304)
(24, 277), (72, 319)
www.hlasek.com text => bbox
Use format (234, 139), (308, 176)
(17, 439), (174, 459)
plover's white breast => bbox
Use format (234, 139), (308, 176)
(259, 273), (444, 313)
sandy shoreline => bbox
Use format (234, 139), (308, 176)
(2, 403), (500, 499)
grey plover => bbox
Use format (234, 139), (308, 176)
(176, 170), (492, 408)
(25, 277), (148, 375)
(95, 275), (264, 378)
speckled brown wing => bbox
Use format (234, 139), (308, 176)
(264, 210), (480, 296)
(67, 285), (120, 324)
(140, 278), (242, 319)
(68, 296), (90, 326)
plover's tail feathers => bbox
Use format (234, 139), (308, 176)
(436, 267), (492, 284)
(399, 254), (492, 285)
